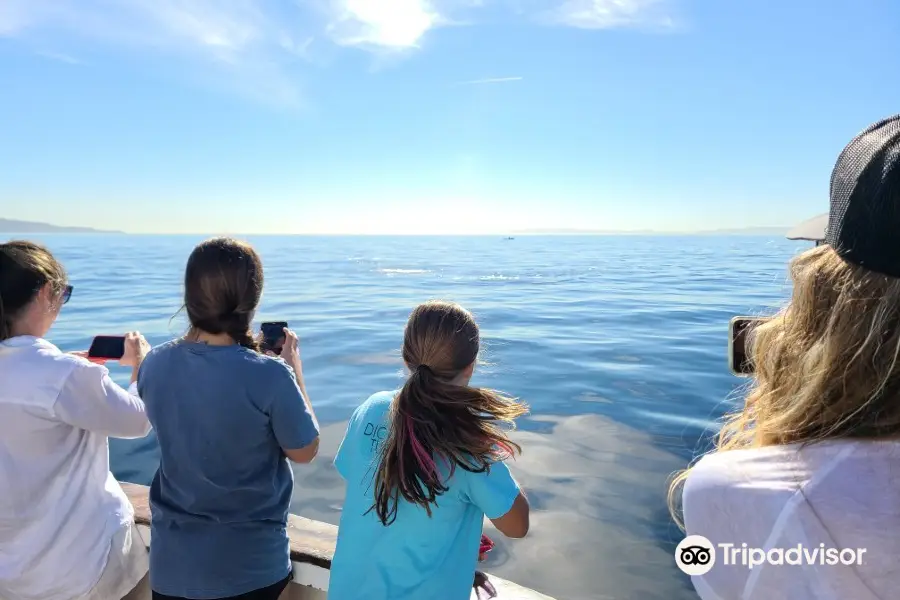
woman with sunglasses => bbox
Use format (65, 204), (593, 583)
(0, 240), (154, 600)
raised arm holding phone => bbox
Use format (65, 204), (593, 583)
(71, 332), (152, 384)
(0, 241), (152, 600)
(258, 321), (318, 462)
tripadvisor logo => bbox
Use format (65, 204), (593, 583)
(675, 535), (715, 576)
(675, 535), (868, 575)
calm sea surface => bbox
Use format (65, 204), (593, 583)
(9, 234), (804, 600)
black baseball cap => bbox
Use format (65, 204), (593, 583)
(788, 115), (900, 276)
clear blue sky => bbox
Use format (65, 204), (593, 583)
(1, 0), (898, 234)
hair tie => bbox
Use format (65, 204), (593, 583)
(220, 310), (250, 326)
(416, 364), (433, 376)
(219, 307), (239, 319)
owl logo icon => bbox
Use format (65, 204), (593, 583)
(675, 535), (716, 576)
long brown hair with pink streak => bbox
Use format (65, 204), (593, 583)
(370, 300), (529, 525)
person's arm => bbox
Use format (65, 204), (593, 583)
(465, 459), (530, 539)
(273, 327), (319, 464)
(291, 368), (316, 429)
(268, 360), (320, 464)
(285, 434), (320, 464)
(53, 360), (152, 439)
(489, 492), (530, 539)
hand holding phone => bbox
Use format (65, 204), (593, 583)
(729, 317), (765, 376)
(87, 332), (150, 367)
(281, 329), (301, 365)
(88, 335), (126, 362)
(120, 332), (151, 368)
(261, 321), (288, 355)
(279, 328), (306, 384)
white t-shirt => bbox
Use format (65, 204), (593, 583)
(683, 439), (900, 600)
(0, 336), (152, 600)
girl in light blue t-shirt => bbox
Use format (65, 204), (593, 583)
(330, 300), (531, 600)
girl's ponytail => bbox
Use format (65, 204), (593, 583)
(223, 313), (260, 352)
(372, 356), (528, 525)
(370, 301), (529, 525)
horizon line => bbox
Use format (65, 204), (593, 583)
(0, 219), (797, 236)
(1, 230), (794, 237)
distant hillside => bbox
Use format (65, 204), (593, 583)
(0, 218), (121, 234)
(513, 226), (790, 236)
(694, 226), (790, 236)
(513, 228), (659, 235)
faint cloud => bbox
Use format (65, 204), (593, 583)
(0, 0), (318, 106)
(0, 1), (288, 54)
(545, 0), (678, 30)
(0, 0), (680, 107)
(37, 51), (84, 65)
(456, 76), (523, 85)
(324, 0), (443, 49)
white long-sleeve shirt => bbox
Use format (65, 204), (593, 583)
(683, 440), (900, 600)
(0, 335), (152, 600)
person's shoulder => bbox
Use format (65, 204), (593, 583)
(683, 447), (810, 530)
(356, 390), (395, 415)
(340, 391), (394, 449)
(39, 347), (116, 401)
(365, 390), (396, 406)
(50, 346), (103, 380)
(231, 352), (302, 400)
(172, 340), (294, 378)
(246, 352), (297, 380)
(683, 452), (737, 502)
(36, 339), (104, 378)
(345, 390), (395, 427)
(145, 338), (184, 360)
(140, 339), (184, 371)
(687, 446), (805, 493)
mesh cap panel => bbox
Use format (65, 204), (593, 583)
(826, 115), (900, 277)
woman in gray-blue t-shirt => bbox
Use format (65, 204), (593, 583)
(138, 237), (320, 600)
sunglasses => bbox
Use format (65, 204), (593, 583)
(60, 284), (73, 305)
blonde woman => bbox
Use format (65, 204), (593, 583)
(670, 115), (900, 600)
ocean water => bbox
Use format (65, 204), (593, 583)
(9, 233), (804, 600)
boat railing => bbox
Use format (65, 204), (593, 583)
(122, 483), (556, 600)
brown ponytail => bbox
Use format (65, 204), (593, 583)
(222, 315), (260, 352)
(370, 301), (529, 525)
(183, 238), (263, 351)
(0, 241), (67, 341)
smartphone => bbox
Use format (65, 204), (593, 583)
(88, 335), (126, 360)
(261, 321), (288, 355)
(728, 317), (764, 376)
